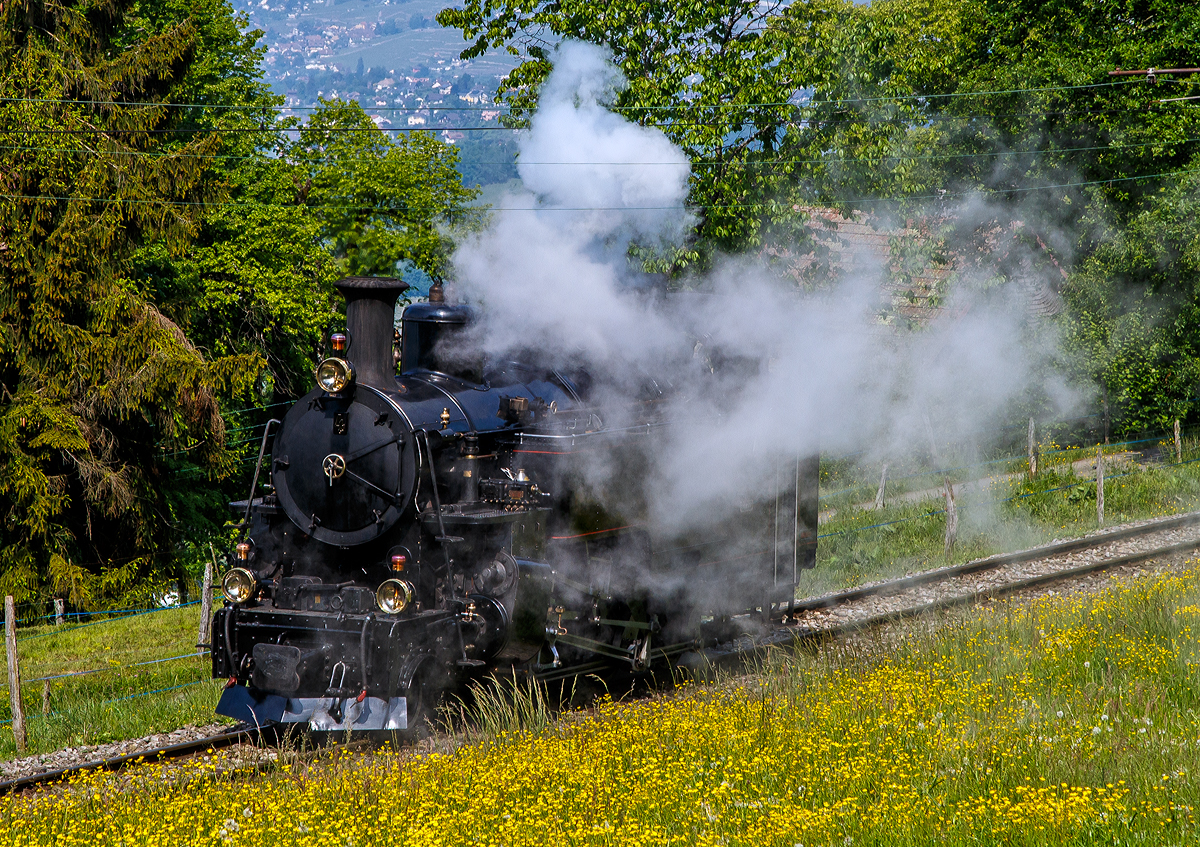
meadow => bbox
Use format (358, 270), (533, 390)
(2, 561), (1197, 846)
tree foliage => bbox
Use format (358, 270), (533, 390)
(0, 2), (479, 605)
(0, 0), (258, 605)
(292, 99), (480, 280)
(438, 0), (814, 258)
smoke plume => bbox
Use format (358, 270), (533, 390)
(450, 41), (1076, 534)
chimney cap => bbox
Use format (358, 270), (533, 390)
(334, 276), (409, 294)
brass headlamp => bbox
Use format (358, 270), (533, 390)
(222, 567), (257, 604)
(376, 579), (415, 615)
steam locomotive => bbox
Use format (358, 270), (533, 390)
(212, 276), (819, 734)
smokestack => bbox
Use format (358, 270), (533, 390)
(335, 276), (408, 388)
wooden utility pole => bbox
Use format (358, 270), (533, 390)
(1175, 419), (1182, 464)
(198, 547), (215, 652)
(1096, 445), (1105, 528)
(874, 464), (889, 511)
(53, 598), (64, 627)
(943, 478), (958, 559)
(1028, 418), (1039, 478)
(5, 596), (27, 752)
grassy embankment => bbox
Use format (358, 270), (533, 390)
(809, 433), (1200, 594)
(4, 561), (1197, 845)
(0, 603), (227, 760)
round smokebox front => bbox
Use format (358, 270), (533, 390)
(272, 387), (416, 546)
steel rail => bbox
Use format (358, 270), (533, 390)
(0, 729), (255, 797)
(708, 530), (1200, 669)
(791, 509), (1200, 614)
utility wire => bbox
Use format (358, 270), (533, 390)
(6, 163), (1198, 214)
(3, 132), (1195, 167)
(0, 101), (1177, 135)
(0, 77), (1149, 112)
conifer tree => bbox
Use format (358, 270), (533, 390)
(0, 0), (258, 606)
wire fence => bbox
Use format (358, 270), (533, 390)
(819, 430), (1186, 505)
(818, 426), (1200, 542)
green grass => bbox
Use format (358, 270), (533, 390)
(0, 602), (229, 760)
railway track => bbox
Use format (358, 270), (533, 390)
(0, 728), (257, 797)
(6, 509), (1200, 796)
(712, 509), (1200, 667)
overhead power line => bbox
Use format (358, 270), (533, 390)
(4, 163), (1198, 215)
(0, 77), (1147, 114)
(3, 133), (1196, 168)
(0, 103), (1173, 136)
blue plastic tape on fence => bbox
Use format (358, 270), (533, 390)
(4, 651), (211, 688)
(103, 678), (209, 705)
(18, 605), (185, 625)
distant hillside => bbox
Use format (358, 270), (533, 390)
(229, 0), (520, 186)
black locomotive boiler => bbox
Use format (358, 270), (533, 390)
(212, 276), (819, 733)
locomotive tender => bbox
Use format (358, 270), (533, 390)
(212, 276), (819, 733)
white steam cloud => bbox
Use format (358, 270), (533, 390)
(451, 41), (1075, 533)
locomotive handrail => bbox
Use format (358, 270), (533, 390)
(239, 419), (281, 535)
(416, 430), (463, 552)
(511, 420), (673, 444)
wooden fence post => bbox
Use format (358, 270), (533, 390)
(943, 478), (958, 559)
(198, 545), (215, 652)
(1175, 419), (1182, 464)
(53, 598), (64, 627)
(42, 681), (50, 716)
(1096, 445), (1105, 528)
(5, 596), (27, 752)
(874, 464), (889, 511)
(1028, 418), (1038, 478)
